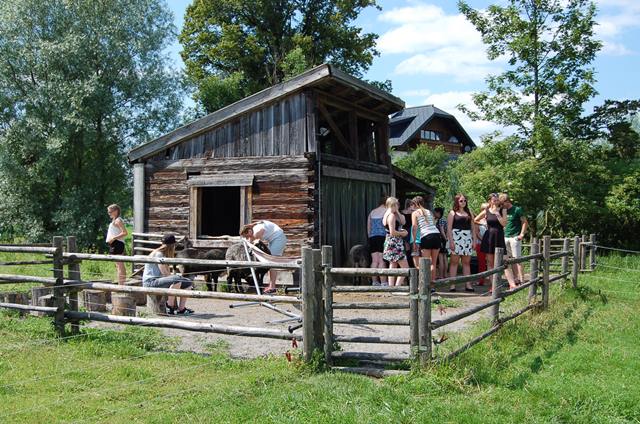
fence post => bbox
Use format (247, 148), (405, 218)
(52, 236), (65, 337)
(409, 268), (419, 359)
(301, 247), (315, 361)
(561, 237), (570, 284)
(589, 233), (596, 270)
(528, 239), (539, 304)
(418, 258), (431, 366)
(490, 248), (504, 324)
(571, 236), (580, 288)
(66, 236), (81, 335)
(312, 249), (324, 353)
(580, 234), (587, 271)
(542, 236), (551, 309)
(321, 245), (333, 366)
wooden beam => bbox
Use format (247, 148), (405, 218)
(317, 102), (355, 157)
(349, 111), (359, 160)
(322, 165), (391, 184)
(316, 92), (389, 122)
(187, 174), (254, 187)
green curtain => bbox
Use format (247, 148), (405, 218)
(321, 176), (389, 266)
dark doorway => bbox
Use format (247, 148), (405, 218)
(200, 186), (240, 237)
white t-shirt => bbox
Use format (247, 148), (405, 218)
(106, 217), (124, 242)
(253, 220), (284, 243)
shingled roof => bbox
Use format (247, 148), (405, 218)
(389, 105), (475, 148)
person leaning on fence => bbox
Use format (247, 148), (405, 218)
(240, 220), (287, 294)
(105, 204), (128, 285)
(367, 195), (389, 286)
(499, 193), (528, 285)
(142, 234), (194, 315)
(382, 196), (409, 286)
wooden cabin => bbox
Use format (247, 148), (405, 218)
(389, 105), (476, 158)
(128, 64), (434, 266)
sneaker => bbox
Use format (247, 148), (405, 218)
(177, 308), (194, 315)
(165, 304), (177, 315)
(380, 282), (389, 287)
(372, 281), (381, 286)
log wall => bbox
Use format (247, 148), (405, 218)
(144, 156), (315, 256)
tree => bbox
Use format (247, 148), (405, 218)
(458, 0), (601, 153)
(179, 0), (380, 113)
(393, 145), (451, 208)
(0, 0), (184, 247)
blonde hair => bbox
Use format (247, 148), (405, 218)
(152, 243), (175, 258)
(107, 204), (121, 217)
(385, 196), (399, 210)
(499, 193), (510, 203)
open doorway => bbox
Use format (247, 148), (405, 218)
(200, 186), (240, 237)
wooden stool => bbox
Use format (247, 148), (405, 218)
(111, 294), (136, 317)
(147, 294), (167, 315)
(124, 280), (147, 306)
(83, 290), (107, 312)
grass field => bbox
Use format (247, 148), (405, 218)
(0, 254), (639, 423)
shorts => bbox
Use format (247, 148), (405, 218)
(267, 233), (287, 256)
(369, 236), (386, 253)
(143, 275), (193, 289)
(109, 240), (125, 255)
(420, 233), (441, 250)
(505, 236), (522, 258)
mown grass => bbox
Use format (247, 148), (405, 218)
(0, 255), (639, 423)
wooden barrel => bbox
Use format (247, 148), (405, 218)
(146, 294), (167, 315)
(83, 290), (107, 312)
(111, 294), (136, 317)
(124, 280), (147, 306)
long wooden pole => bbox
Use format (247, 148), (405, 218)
(418, 258), (431, 366)
(590, 233), (596, 270)
(66, 236), (81, 335)
(580, 234), (587, 271)
(321, 245), (333, 366)
(571, 236), (580, 288)
(561, 238), (570, 285)
(528, 239), (539, 304)
(542, 236), (551, 309)
(490, 248), (504, 324)
(52, 236), (65, 337)
(301, 248), (315, 361)
(312, 249), (324, 352)
(408, 267), (419, 357)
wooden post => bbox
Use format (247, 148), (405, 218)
(111, 294), (136, 317)
(561, 237), (570, 284)
(542, 236), (551, 309)
(490, 248), (504, 324)
(527, 239), (539, 304)
(580, 234), (587, 271)
(321, 245), (333, 366)
(66, 236), (81, 334)
(408, 267), (419, 358)
(83, 290), (107, 312)
(146, 294), (166, 315)
(133, 163), (145, 273)
(589, 233), (596, 270)
(301, 247), (316, 362)
(52, 236), (65, 337)
(312, 249), (324, 352)
(418, 258), (431, 366)
(31, 286), (53, 317)
(571, 236), (580, 288)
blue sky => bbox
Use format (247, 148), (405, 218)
(166, 0), (639, 142)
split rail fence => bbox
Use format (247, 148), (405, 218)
(0, 234), (597, 376)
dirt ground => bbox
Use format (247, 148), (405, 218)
(86, 279), (495, 359)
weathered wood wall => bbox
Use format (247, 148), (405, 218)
(149, 92), (309, 161)
(144, 156), (315, 256)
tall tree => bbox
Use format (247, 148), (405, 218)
(0, 0), (183, 247)
(179, 0), (380, 113)
(458, 0), (601, 153)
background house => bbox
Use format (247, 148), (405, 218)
(129, 64), (433, 266)
(389, 105), (476, 158)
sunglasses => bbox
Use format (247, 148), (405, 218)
(459, 199), (467, 203)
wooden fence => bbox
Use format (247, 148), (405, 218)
(0, 234), (597, 376)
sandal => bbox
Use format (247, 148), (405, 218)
(166, 303), (177, 315)
(263, 288), (277, 295)
(449, 287), (457, 292)
(177, 307), (194, 315)
(465, 287), (475, 293)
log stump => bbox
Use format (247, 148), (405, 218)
(31, 286), (52, 305)
(147, 294), (167, 315)
(111, 294), (136, 317)
(83, 290), (107, 312)
(33, 294), (54, 317)
(124, 280), (147, 306)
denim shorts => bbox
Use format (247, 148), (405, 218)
(143, 275), (193, 289)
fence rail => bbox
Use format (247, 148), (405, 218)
(0, 233), (598, 375)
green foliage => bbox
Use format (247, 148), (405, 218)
(458, 0), (601, 152)
(0, 0), (184, 248)
(179, 0), (381, 112)
(393, 145), (451, 207)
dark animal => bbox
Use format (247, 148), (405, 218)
(225, 241), (270, 293)
(348, 244), (371, 286)
(176, 247), (226, 291)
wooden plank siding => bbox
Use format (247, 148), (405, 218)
(144, 156), (315, 256)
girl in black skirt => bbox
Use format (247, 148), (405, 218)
(106, 204), (128, 284)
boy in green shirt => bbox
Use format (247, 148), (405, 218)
(500, 193), (528, 284)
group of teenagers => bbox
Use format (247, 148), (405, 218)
(104, 203), (288, 316)
(367, 192), (528, 292)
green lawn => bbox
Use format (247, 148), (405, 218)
(0, 254), (639, 423)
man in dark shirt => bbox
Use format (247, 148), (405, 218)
(500, 193), (528, 284)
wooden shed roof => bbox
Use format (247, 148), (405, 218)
(129, 64), (405, 162)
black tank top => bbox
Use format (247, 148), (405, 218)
(452, 212), (471, 231)
(384, 214), (403, 234)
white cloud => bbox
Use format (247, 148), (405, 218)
(601, 41), (632, 56)
(394, 47), (501, 82)
(594, 0), (640, 55)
